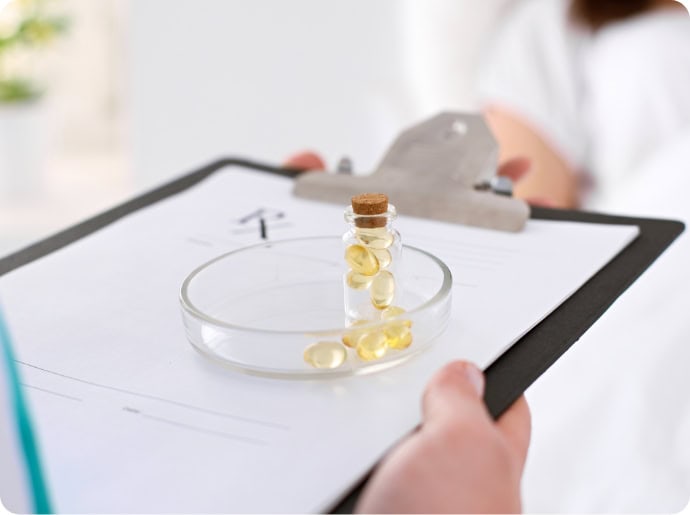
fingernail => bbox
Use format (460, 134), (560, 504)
(464, 363), (485, 396)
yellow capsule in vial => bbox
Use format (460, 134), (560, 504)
(356, 331), (387, 361)
(370, 270), (395, 310)
(345, 244), (379, 276)
(346, 270), (374, 290)
(303, 341), (347, 369)
(371, 248), (392, 269)
(381, 305), (406, 320)
(384, 322), (413, 350)
(356, 228), (394, 249)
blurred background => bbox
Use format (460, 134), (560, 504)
(0, 0), (513, 256)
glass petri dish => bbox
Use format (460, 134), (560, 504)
(179, 237), (452, 378)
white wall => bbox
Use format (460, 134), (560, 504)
(401, 0), (513, 114)
(128, 0), (407, 184)
(126, 0), (511, 186)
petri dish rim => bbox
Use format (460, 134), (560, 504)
(179, 236), (452, 336)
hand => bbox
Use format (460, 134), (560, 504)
(355, 361), (531, 514)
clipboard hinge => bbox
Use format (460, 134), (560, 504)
(293, 111), (530, 232)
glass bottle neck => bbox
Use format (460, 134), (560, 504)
(344, 204), (397, 231)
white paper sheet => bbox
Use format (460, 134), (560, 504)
(0, 168), (639, 513)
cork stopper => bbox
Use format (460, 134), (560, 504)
(351, 193), (388, 215)
(351, 193), (389, 228)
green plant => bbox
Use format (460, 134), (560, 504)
(0, 0), (69, 103)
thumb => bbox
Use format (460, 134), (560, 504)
(422, 361), (488, 428)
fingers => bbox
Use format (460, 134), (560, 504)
(498, 158), (559, 207)
(497, 157), (531, 182)
(525, 196), (557, 208)
(422, 361), (489, 428)
(496, 395), (531, 469)
(283, 151), (326, 171)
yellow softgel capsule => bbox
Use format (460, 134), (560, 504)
(345, 244), (379, 276)
(342, 320), (370, 348)
(303, 341), (347, 369)
(370, 270), (395, 310)
(346, 270), (374, 290)
(342, 332), (359, 348)
(381, 305), (406, 320)
(356, 331), (387, 361)
(371, 248), (392, 269)
(384, 322), (413, 350)
(356, 228), (394, 249)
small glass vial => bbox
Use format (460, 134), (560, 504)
(343, 193), (402, 324)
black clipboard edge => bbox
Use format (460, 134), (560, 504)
(1, 158), (684, 513)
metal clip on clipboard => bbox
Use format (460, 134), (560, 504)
(293, 111), (530, 232)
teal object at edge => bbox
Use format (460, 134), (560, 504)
(0, 306), (52, 514)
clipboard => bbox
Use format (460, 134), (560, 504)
(0, 157), (684, 513)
